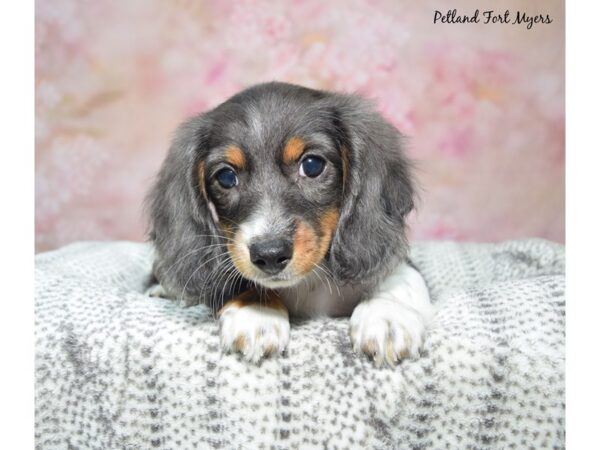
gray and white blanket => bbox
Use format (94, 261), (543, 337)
(35, 239), (565, 449)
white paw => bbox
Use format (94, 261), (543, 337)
(219, 304), (290, 363)
(350, 299), (428, 366)
(349, 264), (433, 367)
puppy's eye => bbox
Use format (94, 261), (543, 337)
(299, 156), (325, 178)
(215, 168), (238, 189)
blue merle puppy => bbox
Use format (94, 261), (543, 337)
(146, 82), (433, 366)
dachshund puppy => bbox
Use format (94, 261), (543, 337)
(146, 82), (433, 366)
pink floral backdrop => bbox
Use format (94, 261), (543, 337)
(35, 0), (564, 252)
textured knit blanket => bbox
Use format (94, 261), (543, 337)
(35, 239), (565, 450)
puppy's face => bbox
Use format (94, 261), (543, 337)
(201, 132), (345, 288)
(148, 82), (415, 306)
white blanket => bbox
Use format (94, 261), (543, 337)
(35, 239), (565, 449)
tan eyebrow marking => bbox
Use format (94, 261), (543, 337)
(282, 137), (305, 164)
(224, 145), (246, 169)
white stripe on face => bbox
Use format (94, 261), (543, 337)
(239, 199), (285, 245)
(240, 213), (269, 244)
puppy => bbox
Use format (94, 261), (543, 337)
(146, 82), (433, 366)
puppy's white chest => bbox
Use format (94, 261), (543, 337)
(277, 275), (362, 318)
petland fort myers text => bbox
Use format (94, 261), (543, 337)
(434, 9), (553, 29)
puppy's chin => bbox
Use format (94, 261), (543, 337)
(252, 273), (306, 289)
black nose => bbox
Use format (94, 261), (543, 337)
(249, 239), (293, 275)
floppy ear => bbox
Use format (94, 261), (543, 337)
(327, 97), (415, 284)
(145, 114), (230, 307)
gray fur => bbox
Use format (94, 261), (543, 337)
(145, 82), (415, 310)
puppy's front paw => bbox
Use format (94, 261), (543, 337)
(219, 303), (290, 363)
(350, 298), (429, 367)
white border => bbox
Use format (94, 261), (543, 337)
(0, 0), (592, 446)
(0, 0), (34, 447)
(566, 0), (600, 447)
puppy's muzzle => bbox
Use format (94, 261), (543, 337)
(249, 238), (293, 275)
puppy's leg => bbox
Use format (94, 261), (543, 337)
(350, 263), (434, 367)
(218, 289), (290, 363)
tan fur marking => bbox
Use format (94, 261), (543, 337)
(217, 288), (286, 316)
(232, 335), (248, 352)
(227, 239), (256, 280)
(290, 221), (319, 274)
(318, 208), (340, 255)
(224, 146), (246, 169)
(385, 338), (397, 366)
(219, 222), (232, 234)
(263, 343), (278, 356)
(261, 290), (287, 311)
(222, 224), (259, 280)
(291, 208), (340, 275)
(362, 339), (379, 356)
(282, 137), (305, 164)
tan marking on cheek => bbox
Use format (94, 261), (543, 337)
(291, 221), (319, 274)
(282, 137), (305, 164)
(227, 242), (254, 279)
(197, 160), (207, 200)
(317, 208), (340, 255)
(290, 208), (339, 275)
(226, 227), (257, 281)
(218, 223), (254, 279)
(224, 146), (246, 169)
(219, 222), (234, 239)
(217, 288), (287, 316)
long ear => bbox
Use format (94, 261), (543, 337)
(327, 96), (415, 284)
(145, 114), (227, 307)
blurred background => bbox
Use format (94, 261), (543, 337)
(35, 0), (564, 252)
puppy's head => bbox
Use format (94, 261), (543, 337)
(147, 82), (414, 306)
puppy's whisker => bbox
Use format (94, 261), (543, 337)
(200, 253), (250, 311)
(201, 255), (234, 298)
(215, 263), (239, 312)
(206, 258), (238, 313)
(221, 261), (242, 296)
(228, 269), (246, 301)
(228, 270), (245, 304)
(316, 263), (342, 297)
(162, 243), (228, 277)
(218, 217), (246, 229)
(180, 253), (233, 305)
(312, 265), (332, 296)
(311, 265), (330, 296)
(187, 234), (238, 243)
(224, 265), (239, 287)
(294, 275), (309, 312)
